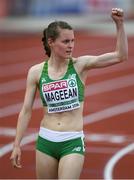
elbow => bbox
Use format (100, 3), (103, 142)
(121, 54), (128, 62)
(119, 55), (128, 62)
(118, 52), (128, 63)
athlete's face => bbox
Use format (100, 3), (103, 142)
(50, 29), (75, 59)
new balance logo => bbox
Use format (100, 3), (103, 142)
(72, 146), (81, 152)
(42, 78), (46, 83)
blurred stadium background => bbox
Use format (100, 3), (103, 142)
(0, 0), (134, 33)
(1, 0), (134, 179)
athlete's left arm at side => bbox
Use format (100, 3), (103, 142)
(79, 8), (128, 69)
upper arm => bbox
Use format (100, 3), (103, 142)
(77, 51), (125, 70)
(22, 66), (38, 112)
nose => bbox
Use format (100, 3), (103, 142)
(68, 41), (74, 49)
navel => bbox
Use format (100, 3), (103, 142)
(57, 122), (61, 126)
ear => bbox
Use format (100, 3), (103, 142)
(47, 38), (54, 47)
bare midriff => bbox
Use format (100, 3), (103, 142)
(40, 102), (84, 132)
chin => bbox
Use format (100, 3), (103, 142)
(60, 54), (72, 59)
(66, 54), (72, 58)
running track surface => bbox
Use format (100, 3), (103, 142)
(0, 31), (134, 179)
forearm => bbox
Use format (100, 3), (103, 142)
(115, 21), (128, 61)
(14, 109), (32, 147)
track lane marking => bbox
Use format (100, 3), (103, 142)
(1, 127), (134, 157)
(1, 72), (134, 95)
(0, 61), (37, 78)
(1, 100), (134, 121)
(1, 59), (133, 78)
(1, 73), (134, 109)
(104, 143), (134, 180)
(85, 74), (134, 96)
(0, 79), (26, 94)
(0, 133), (37, 157)
(84, 100), (134, 125)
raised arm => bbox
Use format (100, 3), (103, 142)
(10, 66), (38, 168)
(77, 8), (128, 70)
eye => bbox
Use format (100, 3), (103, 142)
(62, 39), (75, 44)
(62, 39), (70, 44)
(71, 39), (75, 43)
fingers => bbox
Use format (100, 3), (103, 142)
(10, 153), (22, 168)
(112, 8), (124, 16)
(10, 157), (22, 168)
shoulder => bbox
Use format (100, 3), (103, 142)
(27, 62), (45, 82)
(71, 55), (95, 71)
(72, 55), (95, 64)
(29, 62), (44, 73)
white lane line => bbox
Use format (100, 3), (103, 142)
(1, 96), (134, 121)
(86, 147), (134, 155)
(0, 128), (16, 136)
(0, 61), (37, 77)
(1, 127), (132, 145)
(0, 102), (23, 118)
(0, 98), (41, 118)
(86, 133), (127, 144)
(0, 79), (26, 94)
(85, 74), (134, 96)
(1, 127), (134, 157)
(0, 133), (38, 157)
(1, 143), (121, 154)
(84, 100), (134, 125)
(1, 58), (134, 77)
(1, 46), (41, 60)
(20, 145), (134, 155)
(0, 127), (36, 136)
(1, 72), (134, 96)
(88, 60), (134, 77)
(104, 143), (134, 180)
(1, 73), (134, 117)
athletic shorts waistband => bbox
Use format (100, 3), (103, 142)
(39, 127), (84, 142)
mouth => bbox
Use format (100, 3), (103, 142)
(66, 51), (72, 54)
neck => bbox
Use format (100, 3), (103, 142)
(48, 55), (69, 70)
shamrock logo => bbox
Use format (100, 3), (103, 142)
(68, 79), (76, 87)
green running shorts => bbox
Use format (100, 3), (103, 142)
(36, 135), (85, 160)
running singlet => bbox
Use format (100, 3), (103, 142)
(38, 59), (84, 113)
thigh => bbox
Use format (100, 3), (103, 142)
(36, 150), (58, 179)
(58, 153), (84, 179)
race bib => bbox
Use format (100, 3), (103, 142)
(42, 74), (80, 113)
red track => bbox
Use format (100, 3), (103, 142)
(0, 32), (134, 179)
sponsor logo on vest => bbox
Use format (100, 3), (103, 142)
(68, 79), (76, 87)
(42, 75), (80, 113)
(43, 80), (67, 92)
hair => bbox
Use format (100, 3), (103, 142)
(42, 21), (73, 57)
